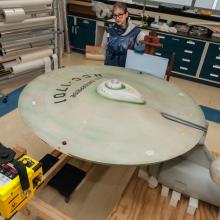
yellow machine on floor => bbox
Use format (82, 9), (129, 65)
(0, 144), (43, 220)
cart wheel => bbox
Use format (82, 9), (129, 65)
(2, 96), (8, 103)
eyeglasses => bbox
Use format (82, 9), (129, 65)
(113, 13), (125, 19)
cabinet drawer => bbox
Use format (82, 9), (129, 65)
(166, 35), (185, 47)
(200, 71), (220, 82)
(155, 47), (172, 58)
(183, 39), (205, 52)
(157, 33), (169, 44)
(200, 62), (220, 82)
(173, 61), (197, 76)
(204, 54), (220, 66)
(207, 43), (220, 57)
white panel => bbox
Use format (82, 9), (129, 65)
(215, 0), (220, 10)
(194, 0), (215, 9)
(151, 0), (192, 6)
(125, 49), (169, 79)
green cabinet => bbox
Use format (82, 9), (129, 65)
(67, 15), (96, 52)
(200, 43), (220, 82)
(155, 33), (205, 76)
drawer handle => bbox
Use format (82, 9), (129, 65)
(216, 56), (220, 60)
(83, 20), (90, 24)
(74, 17), (77, 26)
(158, 35), (165, 39)
(184, 50), (193, 54)
(180, 66), (188, 71)
(155, 52), (161, 56)
(182, 58), (190, 62)
(213, 65), (220, 69)
(186, 40), (195, 45)
(210, 73), (218, 78)
(171, 38), (180, 41)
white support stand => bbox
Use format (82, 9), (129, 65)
(186, 197), (198, 215)
(138, 167), (149, 182)
(43, 57), (52, 73)
(169, 191), (181, 207)
(148, 176), (159, 188)
(161, 185), (169, 197)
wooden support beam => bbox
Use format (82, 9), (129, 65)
(39, 153), (71, 188)
(22, 197), (74, 220)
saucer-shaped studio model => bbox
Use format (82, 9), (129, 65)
(97, 79), (145, 104)
(19, 65), (206, 165)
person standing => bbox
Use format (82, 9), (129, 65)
(102, 2), (141, 67)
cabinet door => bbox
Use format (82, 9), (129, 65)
(67, 16), (96, 51)
(74, 25), (96, 50)
(200, 43), (220, 82)
(74, 17), (96, 51)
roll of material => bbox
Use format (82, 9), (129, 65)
(1, 34), (54, 49)
(1, 44), (54, 56)
(0, 16), (55, 31)
(85, 53), (105, 61)
(0, 0), (53, 9)
(19, 49), (53, 63)
(1, 60), (17, 70)
(11, 57), (51, 74)
(3, 8), (26, 23)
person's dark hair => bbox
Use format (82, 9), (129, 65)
(113, 2), (128, 13)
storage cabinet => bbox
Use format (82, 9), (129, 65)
(66, 13), (220, 86)
(67, 15), (96, 52)
(156, 33), (205, 76)
(200, 43), (220, 82)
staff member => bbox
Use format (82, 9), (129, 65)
(102, 2), (141, 67)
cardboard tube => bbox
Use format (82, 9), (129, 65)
(3, 8), (26, 23)
(19, 49), (53, 63)
(0, 0), (53, 9)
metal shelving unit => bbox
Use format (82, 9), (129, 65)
(0, 0), (61, 103)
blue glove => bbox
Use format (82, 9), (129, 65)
(134, 43), (145, 53)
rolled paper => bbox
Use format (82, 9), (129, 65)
(0, 16), (55, 31)
(3, 8), (26, 23)
(1, 34), (54, 49)
(0, 0), (53, 9)
(19, 49), (53, 63)
(1, 60), (18, 70)
(11, 57), (51, 74)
